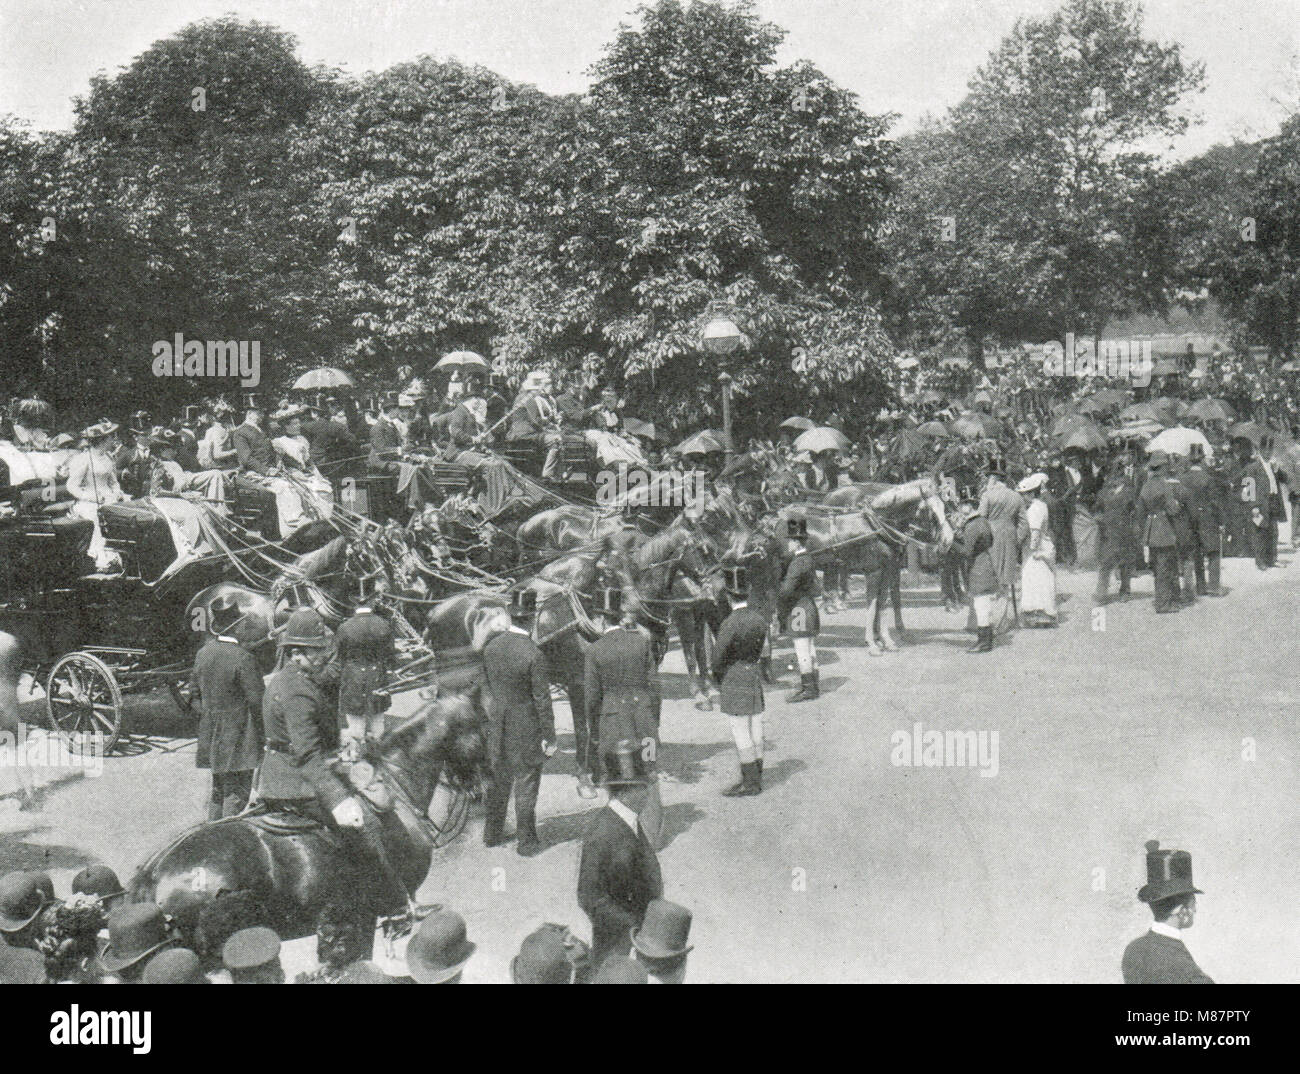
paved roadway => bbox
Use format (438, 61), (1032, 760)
(4, 548), (1298, 983)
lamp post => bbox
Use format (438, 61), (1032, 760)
(701, 315), (744, 455)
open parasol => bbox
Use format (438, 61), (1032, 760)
(676, 430), (726, 455)
(1147, 426), (1214, 459)
(779, 416), (816, 432)
(1227, 421), (1269, 445)
(1058, 425), (1108, 453)
(1185, 398), (1234, 423)
(793, 426), (851, 454)
(1110, 417), (1164, 443)
(953, 412), (1003, 440)
(915, 421), (951, 438)
(624, 418), (658, 441)
(434, 350), (490, 370)
(292, 367), (354, 390)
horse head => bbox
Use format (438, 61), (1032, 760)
(376, 689), (488, 795)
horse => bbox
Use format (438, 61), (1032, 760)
(127, 691), (487, 944)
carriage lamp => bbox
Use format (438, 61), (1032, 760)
(701, 316), (744, 356)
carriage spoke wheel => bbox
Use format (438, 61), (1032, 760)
(46, 652), (123, 756)
(425, 774), (471, 849)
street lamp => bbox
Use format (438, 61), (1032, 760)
(701, 315), (745, 454)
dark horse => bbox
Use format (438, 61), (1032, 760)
(128, 692), (487, 943)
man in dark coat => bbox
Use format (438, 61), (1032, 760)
(1239, 440), (1279, 569)
(1121, 840), (1213, 984)
(712, 565), (767, 797)
(305, 403), (359, 484)
(367, 397), (404, 523)
(583, 587), (662, 842)
(1180, 445), (1226, 596)
(577, 739), (663, 974)
(777, 516), (821, 701)
(476, 591), (555, 857)
(191, 595), (265, 819)
(231, 407), (275, 476)
(336, 588), (395, 757)
(953, 500), (997, 653)
(1093, 455), (1139, 604)
(1137, 451), (1185, 613)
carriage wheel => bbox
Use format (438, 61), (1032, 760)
(425, 773), (471, 849)
(46, 652), (123, 756)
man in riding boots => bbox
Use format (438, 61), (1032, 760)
(475, 590), (556, 857)
(258, 607), (412, 916)
(337, 580), (396, 760)
(712, 565), (767, 797)
(777, 517), (821, 702)
(191, 594), (264, 819)
(583, 586), (664, 844)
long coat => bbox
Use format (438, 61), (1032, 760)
(478, 629), (555, 774)
(583, 626), (661, 767)
(577, 806), (663, 968)
(191, 637), (264, 773)
(776, 553), (820, 636)
(259, 663), (349, 810)
(335, 609), (394, 719)
(954, 515), (997, 596)
(978, 481), (1025, 592)
(232, 422), (275, 476)
(1121, 931), (1213, 984)
(1096, 474), (1140, 567)
(1179, 465), (1225, 548)
(1137, 473), (1185, 549)
(712, 605), (767, 716)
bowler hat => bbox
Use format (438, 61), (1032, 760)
(404, 908), (476, 983)
(1137, 840), (1203, 904)
(222, 926), (282, 972)
(511, 927), (574, 984)
(601, 738), (649, 788)
(630, 899), (693, 960)
(785, 517), (808, 541)
(208, 594), (244, 637)
(142, 947), (209, 984)
(0, 871), (54, 931)
(0, 944), (46, 985)
(278, 607), (332, 649)
(98, 904), (176, 973)
(722, 565), (749, 596)
(71, 864), (126, 906)
(595, 587), (621, 618)
(592, 956), (647, 984)
(510, 588), (538, 620)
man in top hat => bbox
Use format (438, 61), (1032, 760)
(583, 585), (664, 838)
(577, 739), (664, 974)
(260, 607), (411, 915)
(1179, 443), (1227, 597)
(232, 403), (276, 476)
(336, 584), (396, 759)
(0, 871), (54, 949)
(1122, 840), (1213, 984)
(953, 498), (998, 653)
(191, 593), (265, 820)
(117, 417), (157, 498)
(71, 865), (127, 911)
(1137, 450), (1187, 613)
(977, 464), (1025, 606)
(511, 923), (589, 984)
(222, 926), (284, 984)
(777, 516), (821, 702)
(473, 590), (556, 857)
(712, 565), (767, 797)
(97, 903), (177, 982)
(632, 898), (693, 984)
(304, 398), (359, 483)
(1093, 453), (1140, 604)
(405, 907), (475, 983)
(366, 396), (404, 523)
(1238, 436), (1279, 569)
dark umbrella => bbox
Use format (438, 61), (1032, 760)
(1186, 398), (1234, 423)
(1228, 421), (1269, 445)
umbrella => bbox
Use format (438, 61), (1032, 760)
(953, 412), (1003, 439)
(1080, 387), (1131, 411)
(1050, 412), (1100, 437)
(676, 430), (726, 455)
(920, 390), (947, 405)
(889, 429), (929, 460)
(1185, 398), (1235, 423)
(434, 350), (489, 370)
(793, 426), (851, 454)
(915, 421), (951, 438)
(1147, 426), (1214, 459)
(1227, 421), (1268, 445)
(1110, 418), (1163, 442)
(1058, 426), (1108, 453)
(1118, 402), (1163, 424)
(624, 418), (658, 441)
(779, 416), (816, 432)
(292, 367), (354, 390)
(1152, 397), (1189, 420)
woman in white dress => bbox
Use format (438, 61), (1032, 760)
(1017, 472), (1057, 627)
(65, 420), (126, 571)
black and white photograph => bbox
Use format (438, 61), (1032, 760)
(0, 0), (1296, 1033)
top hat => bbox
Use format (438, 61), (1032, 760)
(986, 462), (1007, 478)
(511, 927), (575, 985)
(0, 944), (46, 985)
(595, 587), (621, 618)
(208, 594), (244, 637)
(1188, 442), (1205, 460)
(601, 738), (649, 788)
(71, 865), (126, 906)
(222, 927), (282, 972)
(0, 871), (54, 932)
(181, 405), (201, 424)
(142, 947), (209, 985)
(98, 904), (176, 973)
(630, 899), (694, 960)
(721, 565), (749, 596)
(591, 956), (647, 984)
(129, 410), (152, 433)
(405, 908), (476, 984)
(278, 607), (333, 649)
(511, 589), (538, 620)
(242, 393), (261, 411)
(1137, 840), (1203, 904)
(785, 517), (808, 541)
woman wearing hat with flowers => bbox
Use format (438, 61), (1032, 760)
(65, 420), (126, 571)
(1016, 473), (1057, 627)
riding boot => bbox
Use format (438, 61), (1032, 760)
(966, 626), (993, 653)
(787, 673), (817, 703)
(354, 818), (411, 917)
(722, 761), (761, 797)
(809, 670), (821, 699)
